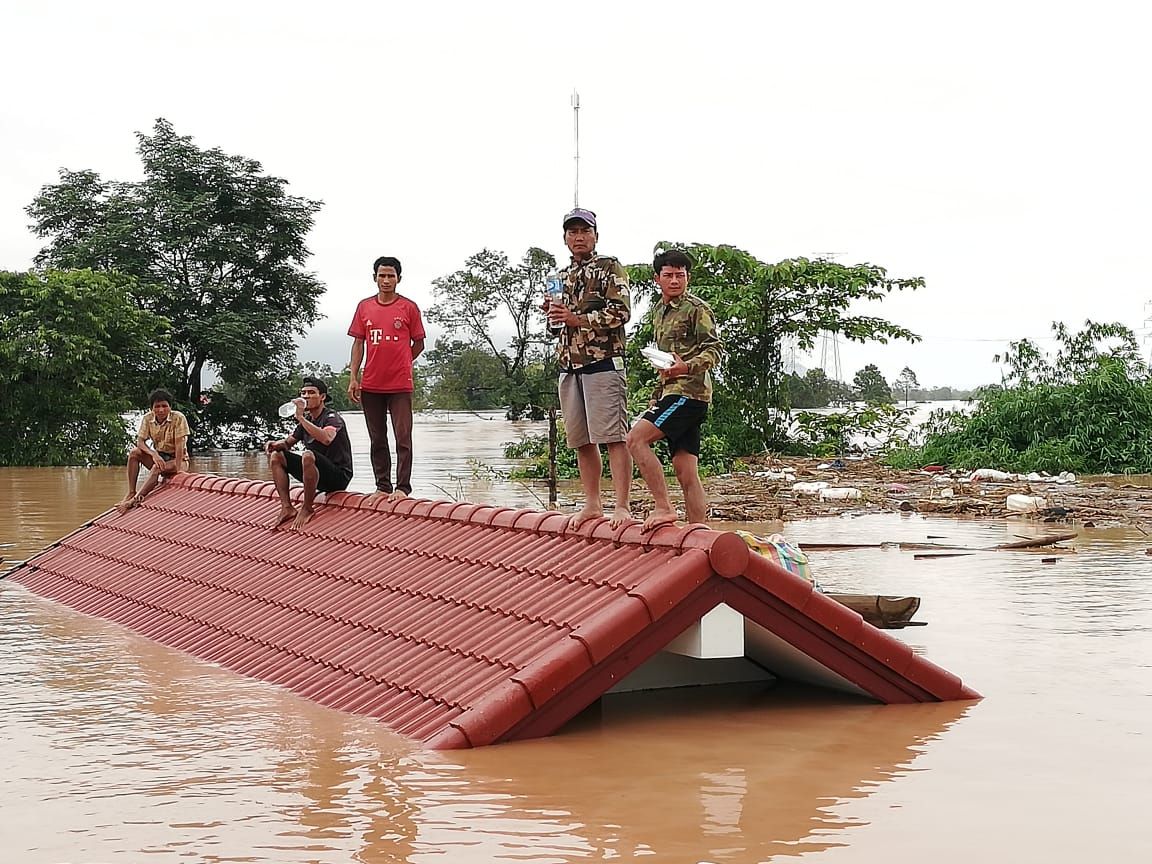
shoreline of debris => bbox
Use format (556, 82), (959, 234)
(670, 456), (1152, 531)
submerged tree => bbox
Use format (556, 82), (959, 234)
(893, 366), (920, 405)
(27, 119), (324, 405)
(421, 338), (514, 410)
(427, 247), (558, 419)
(853, 364), (894, 404)
(0, 270), (169, 466)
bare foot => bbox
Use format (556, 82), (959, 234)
(365, 490), (391, 500)
(641, 510), (678, 533)
(269, 505), (297, 528)
(608, 506), (633, 528)
(115, 495), (141, 515)
(569, 508), (604, 529)
(290, 507), (314, 531)
(388, 490), (409, 502)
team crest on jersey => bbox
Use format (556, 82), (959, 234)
(394, 318), (404, 330)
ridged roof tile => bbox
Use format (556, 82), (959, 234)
(6, 474), (977, 747)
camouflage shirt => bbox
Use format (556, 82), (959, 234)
(651, 292), (723, 403)
(555, 253), (631, 371)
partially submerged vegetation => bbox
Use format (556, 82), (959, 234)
(886, 322), (1152, 475)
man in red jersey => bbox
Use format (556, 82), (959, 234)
(347, 256), (426, 500)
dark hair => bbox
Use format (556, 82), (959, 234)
(148, 388), (173, 406)
(653, 249), (693, 273)
(301, 376), (329, 400)
(373, 256), (403, 278)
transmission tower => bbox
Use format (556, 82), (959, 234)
(812, 251), (843, 382)
(818, 331), (842, 383)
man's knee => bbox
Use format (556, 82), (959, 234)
(672, 453), (699, 483)
(269, 450), (286, 468)
(626, 422), (659, 455)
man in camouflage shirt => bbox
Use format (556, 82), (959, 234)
(546, 207), (633, 528)
(627, 248), (723, 530)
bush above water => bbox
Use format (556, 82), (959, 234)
(886, 322), (1152, 474)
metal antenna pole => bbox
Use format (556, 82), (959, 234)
(571, 90), (581, 207)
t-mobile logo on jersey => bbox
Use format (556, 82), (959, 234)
(369, 328), (383, 345)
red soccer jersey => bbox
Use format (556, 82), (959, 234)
(348, 294), (426, 393)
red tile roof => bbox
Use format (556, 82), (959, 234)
(6, 474), (978, 748)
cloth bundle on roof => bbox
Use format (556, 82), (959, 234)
(735, 531), (818, 588)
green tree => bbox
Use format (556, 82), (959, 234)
(888, 321), (1152, 474)
(893, 366), (919, 405)
(298, 361), (355, 412)
(785, 367), (854, 409)
(853, 364), (894, 404)
(26, 118), (324, 406)
(422, 338), (513, 409)
(427, 247), (559, 419)
(0, 270), (169, 466)
(626, 243), (920, 451)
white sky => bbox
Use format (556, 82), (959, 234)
(2, 0), (1149, 389)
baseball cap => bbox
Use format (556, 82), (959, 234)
(300, 376), (329, 400)
(562, 208), (597, 229)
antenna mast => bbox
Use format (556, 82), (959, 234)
(571, 90), (581, 207)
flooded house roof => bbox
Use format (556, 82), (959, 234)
(5, 474), (978, 748)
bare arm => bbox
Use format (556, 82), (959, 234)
(264, 434), (298, 454)
(295, 418), (339, 446)
(169, 434), (188, 471)
(348, 337), (365, 404)
(411, 338), (425, 361)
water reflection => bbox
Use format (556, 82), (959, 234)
(4, 415), (1152, 862)
(441, 687), (971, 862)
(0, 593), (970, 862)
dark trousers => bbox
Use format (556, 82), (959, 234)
(361, 391), (414, 494)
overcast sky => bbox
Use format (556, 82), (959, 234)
(3, 1), (1149, 389)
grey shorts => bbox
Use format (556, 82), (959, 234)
(559, 368), (628, 448)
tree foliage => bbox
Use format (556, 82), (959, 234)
(26, 118), (324, 404)
(792, 403), (913, 457)
(421, 339), (513, 410)
(0, 270), (169, 466)
(427, 247), (559, 419)
(783, 368), (856, 408)
(893, 366), (919, 405)
(854, 363), (894, 404)
(626, 243), (920, 451)
(887, 321), (1152, 473)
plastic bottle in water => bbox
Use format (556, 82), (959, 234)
(545, 271), (565, 332)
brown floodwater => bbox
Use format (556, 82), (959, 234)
(2, 412), (1150, 862)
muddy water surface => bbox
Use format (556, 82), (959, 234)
(2, 413), (1150, 862)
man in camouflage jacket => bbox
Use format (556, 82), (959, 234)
(546, 207), (633, 528)
(626, 248), (723, 530)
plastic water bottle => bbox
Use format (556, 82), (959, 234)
(545, 271), (565, 332)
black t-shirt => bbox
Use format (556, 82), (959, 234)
(292, 406), (353, 477)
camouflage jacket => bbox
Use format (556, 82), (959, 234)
(651, 292), (723, 403)
(555, 253), (631, 371)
